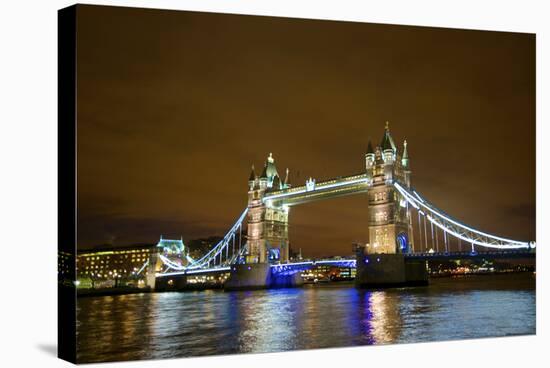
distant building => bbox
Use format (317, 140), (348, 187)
(302, 264), (356, 281)
(76, 244), (157, 288)
(74, 237), (188, 289)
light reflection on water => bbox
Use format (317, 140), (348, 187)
(76, 274), (535, 363)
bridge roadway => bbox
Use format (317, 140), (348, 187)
(156, 258), (357, 279)
(404, 249), (536, 261)
(156, 249), (535, 279)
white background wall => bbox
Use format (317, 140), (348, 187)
(0, 1), (548, 367)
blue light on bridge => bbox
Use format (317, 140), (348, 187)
(269, 259), (357, 277)
(268, 248), (281, 261)
(397, 233), (409, 253)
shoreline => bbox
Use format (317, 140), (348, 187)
(75, 271), (534, 297)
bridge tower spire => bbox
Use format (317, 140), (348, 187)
(283, 168), (290, 189)
(248, 164), (256, 190)
(365, 139), (375, 171)
(402, 139), (411, 188)
(380, 121), (397, 163)
(259, 162), (268, 189)
(402, 140), (409, 167)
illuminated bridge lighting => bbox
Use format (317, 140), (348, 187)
(263, 176), (370, 202)
(156, 266), (232, 278)
(157, 208), (248, 274)
(159, 254), (186, 271)
(136, 260), (149, 275)
(269, 259), (357, 275)
(394, 182), (531, 249)
(155, 142), (533, 279)
(188, 209), (247, 269)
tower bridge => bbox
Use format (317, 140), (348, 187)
(154, 123), (535, 291)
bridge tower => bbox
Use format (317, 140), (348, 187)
(365, 122), (413, 254)
(356, 122), (426, 288)
(245, 153), (290, 264)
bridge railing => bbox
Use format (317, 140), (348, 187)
(264, 173), (370, 201)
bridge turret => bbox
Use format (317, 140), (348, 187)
(366, 140), (375, 168)
(401, 140), (409, 167)
(283, 167), (291, 189)
(248, 164), (256, 190)
(248, 162), (267, 264)
(366, 140), (376, 183)
(259, 162), (268, 189)
(380, 121), (396, 164)
(272, 174), (281, 190)
(402, 140), (411, 187)
(265, 152), (280, 189)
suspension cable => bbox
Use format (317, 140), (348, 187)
(394, 182), (531, 249)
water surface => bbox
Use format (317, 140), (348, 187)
(76, 274), (535, 363)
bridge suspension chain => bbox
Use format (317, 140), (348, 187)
(394, 182), (532, 250)
(159, 208), (249, 273)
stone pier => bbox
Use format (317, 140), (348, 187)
(355, 253), (428, 288)
(224, 263), (303, 290)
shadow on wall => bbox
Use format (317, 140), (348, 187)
(36, 343), (57, 357)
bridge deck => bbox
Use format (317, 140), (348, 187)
(404, 250), (536, 261)
(263, 173), (370, 206)
(156, 251), (534, 278)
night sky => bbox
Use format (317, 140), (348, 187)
(76, 5), (535, 257)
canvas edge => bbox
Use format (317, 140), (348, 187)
(58, 3), (77, 364)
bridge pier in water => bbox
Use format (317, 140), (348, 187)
(225, 264), (303, 290)
(355, 252), (428, 288)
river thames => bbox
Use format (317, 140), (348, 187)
(76, 274), (535, 363)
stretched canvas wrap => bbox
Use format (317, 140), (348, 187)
(58, 4), (536, 364)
